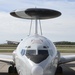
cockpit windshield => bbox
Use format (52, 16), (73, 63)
(26, 50), (49, 63)
(26, 50), (36, 55)
(38, 50), (48, 55)
(26, 50), (48, 55)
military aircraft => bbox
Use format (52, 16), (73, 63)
(0, 8), (75, 75)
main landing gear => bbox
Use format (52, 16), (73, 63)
(8, 66), (17, 73)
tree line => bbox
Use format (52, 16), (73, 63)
(54, 41), (75, 45)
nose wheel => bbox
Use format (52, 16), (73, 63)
(8, 66), (17, 73)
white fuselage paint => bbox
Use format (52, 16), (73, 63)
(14, 34), (59, 75)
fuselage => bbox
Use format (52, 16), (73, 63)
(13, 34), (59, 75)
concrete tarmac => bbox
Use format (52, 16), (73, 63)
(0, 53), (75, 75)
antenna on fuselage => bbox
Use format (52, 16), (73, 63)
(29, 19), (32, 36)
(10, 8), (61, 36)
(28, 18), (42, 35)
(39, 19), (42, 35)
(35, 18), (38, 34)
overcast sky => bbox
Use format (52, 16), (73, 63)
(0, 0), (75, 43)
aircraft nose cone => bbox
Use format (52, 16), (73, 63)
(32, 66), (43, 75)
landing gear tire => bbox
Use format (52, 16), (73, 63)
(8, 66), (17, 73)
(55, 66), (63, 74)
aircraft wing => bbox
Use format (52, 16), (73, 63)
(59, 55), (75, 65)
(0, 54), (14, 65)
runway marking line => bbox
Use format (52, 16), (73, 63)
(0, 63), (7, 71)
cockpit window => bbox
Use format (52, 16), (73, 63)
(38, 50), (48, 55)
(26, 50), (49, 63)
(26, 50), (36, 55)
(25, 50), (49, 55)
(21, 49), (25, 56)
